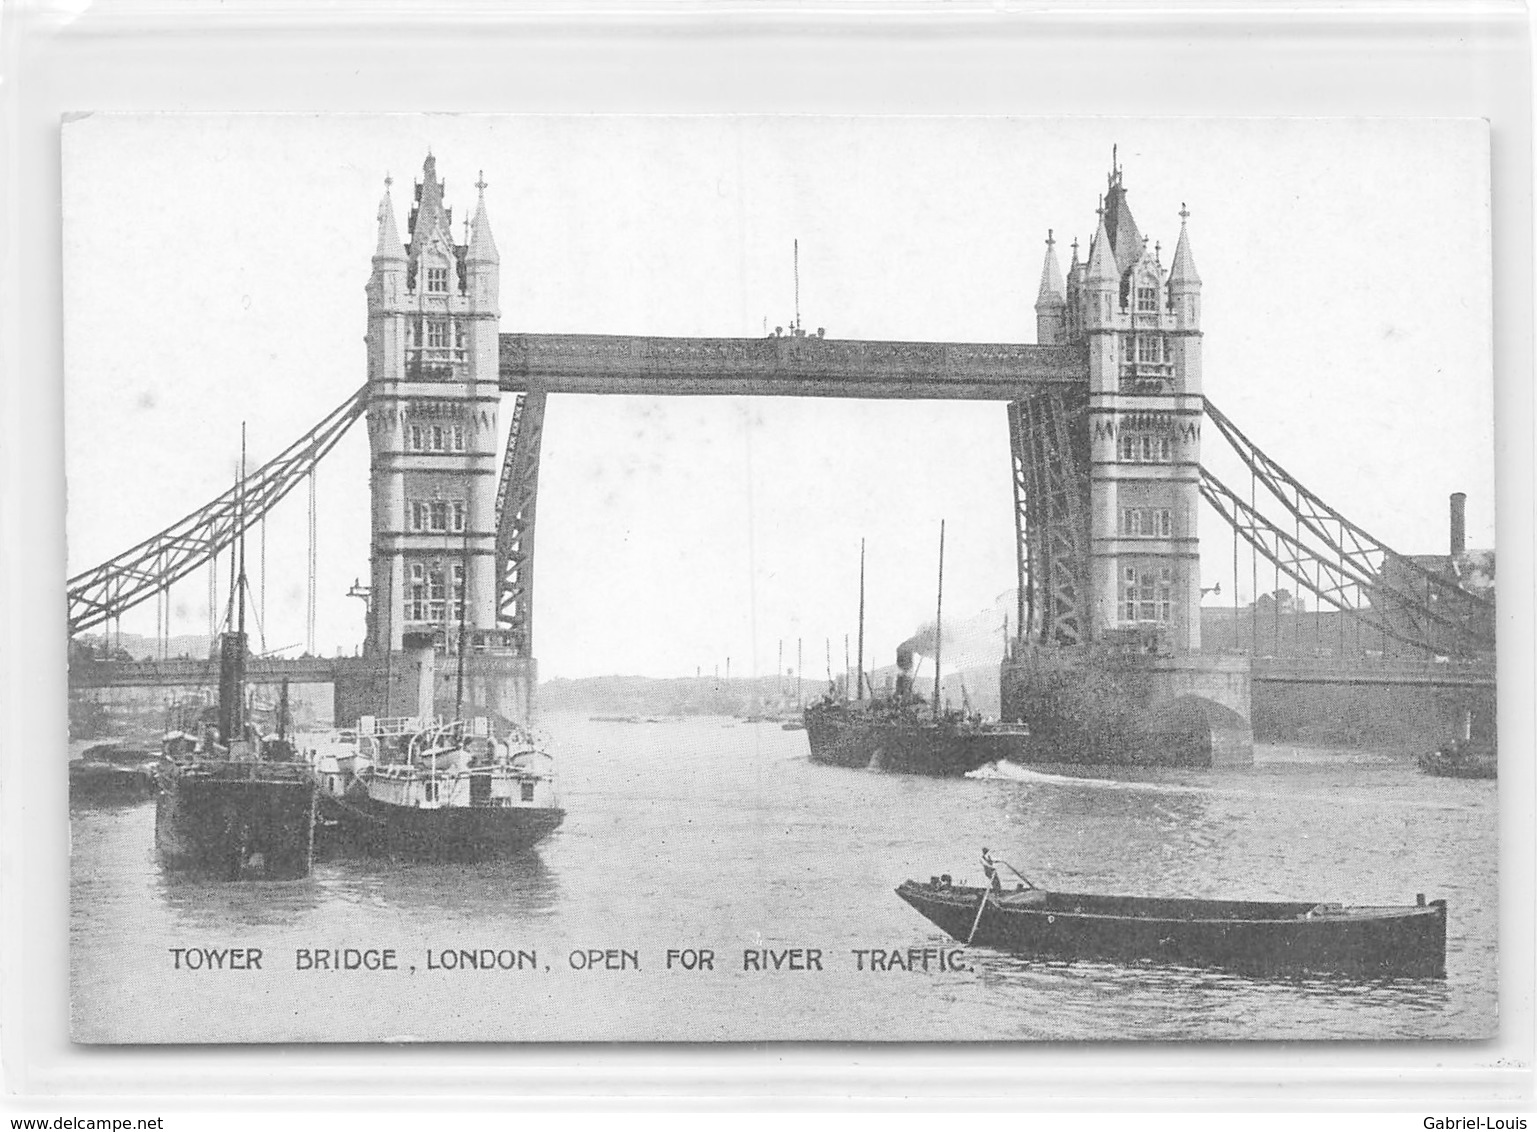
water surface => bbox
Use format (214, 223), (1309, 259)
(70, 717), (1495, 1042)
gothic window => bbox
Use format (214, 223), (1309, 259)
(1136, 334), (1164, 364)
(409, 426), (424, 452)
(426, 319), (448, 349)
(1157, 567), (1174, 622)
(409, 501), (427, 532)
(427, 267), (449, 294)
(451, 562), (465, 621)
(429, 500), (448, 532)
(1136, 285), (1158, 314)
(451, 500), (466, 533)
(451, 425), (466, 452)
(431, 426), (446, 451)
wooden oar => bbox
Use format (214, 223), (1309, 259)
(965, 883), (992, 945)
(967, 850), (997, 944)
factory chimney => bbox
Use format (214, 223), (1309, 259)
(1450, 492), (1467, 557)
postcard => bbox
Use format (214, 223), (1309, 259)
(63, 114), (1495, 1043)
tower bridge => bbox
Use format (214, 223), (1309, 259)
(67, 153), (1496, 759)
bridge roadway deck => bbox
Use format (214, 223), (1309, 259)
(71, 653), (1496, 691)
(1249, 656), (1495, 689)
(499, 333), (1086, 399)
(70, 655), (356, 689)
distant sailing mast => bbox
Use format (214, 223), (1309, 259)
(933, 520), (945, 718)
(856, 538), (866, 700)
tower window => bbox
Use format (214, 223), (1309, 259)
(1120, 564), (1174, 623)
(1119, 508), (1173, 538)
(428, 566), (446, 621)
(1136, 286), (1158, 313)
(1118, 431), (1173, 463)
(407, 562), (427, 621)
(409, 426), (424, 452)
(452, 425), (466, 452)
(431, 426), (445, 451)
(426, 267), (449, 293)
(1136, 334), (1164, 364)
(1118, 562), (1174, 624)
(426, 319), (448, 348)
(403, 559), (463, 624)
(408, 497), (466, 535)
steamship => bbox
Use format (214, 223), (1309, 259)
(803, 642), (1031, 777)
(302, 638), (564, 858)
(802, 523), (1030, 777)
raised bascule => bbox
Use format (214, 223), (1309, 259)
(67, 152), (1497, 764)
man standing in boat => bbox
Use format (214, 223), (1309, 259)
(981, 848), (1002, 893)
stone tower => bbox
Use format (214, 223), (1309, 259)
(1047, 160), (1204, 654)
(354, 155), (529, 726)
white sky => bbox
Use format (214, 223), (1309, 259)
(62, 115), (1494, 679)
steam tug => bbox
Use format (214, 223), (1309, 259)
(803, 642), (1032, 776)
(803, 523), (1031, 777)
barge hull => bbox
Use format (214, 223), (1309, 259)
(898, 881), (1447, 978)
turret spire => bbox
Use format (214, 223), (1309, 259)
(1035, 229), (1066, 308)
(1168, 202), (1201, 287)
(1085, 213), (1119, 285)
(467, 168), (499, 264)
(374, 177), (405, 262)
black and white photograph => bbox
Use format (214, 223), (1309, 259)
(62, 113), (1497, 1044)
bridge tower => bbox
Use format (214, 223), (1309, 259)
(1005, 157), (1250, 765)
(1081, 164), (1205, 654)
(351, 154), (530, 726)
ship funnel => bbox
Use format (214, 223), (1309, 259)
(895, 644), (914, 699)
(1450, 492), (1467, 557)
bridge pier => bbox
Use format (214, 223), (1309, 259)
(330, 646), (536, 729)
(1001, 648), (1253, 767)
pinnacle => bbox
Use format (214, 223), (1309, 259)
(1035, 230), (1066, 307)
(1169, 206), (1201, 287)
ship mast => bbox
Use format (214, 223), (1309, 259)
(932, 520), (945, 718)
(856, 538), (866, 700)
(219, 424), (250, 748)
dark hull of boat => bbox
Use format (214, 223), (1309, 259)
(70, 764), (158, 804)
(804, 709), (1028, 776)
(319, 793), (565, 859)
(896, 880), (1447, 978)
(1418, 748), (1497, 780)
(155, 769), (317, 880)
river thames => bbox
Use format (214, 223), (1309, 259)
(70, 716), (1495, 1042)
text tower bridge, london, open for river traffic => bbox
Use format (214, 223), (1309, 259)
(67, 152), (1496, 763)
